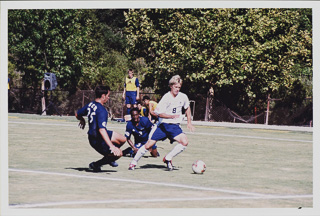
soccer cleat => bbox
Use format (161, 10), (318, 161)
(128, 163), (136, 170)
(89, 162), (102, 172)
(109, 161), (119, 167)
(163, 157), (173, 171)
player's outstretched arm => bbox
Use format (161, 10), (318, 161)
(75, 113), (86, 130)
(122, 88), (126, 100)
(185, 107), (195, 132)
(127, 139), (138, 154)
(136, 87), (140, 100)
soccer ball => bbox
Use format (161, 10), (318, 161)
(192, 160), (206, 174)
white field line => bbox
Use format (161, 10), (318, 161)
(9, 168), (267, 197)
(10, 194), (313, 208)
(8, 121), (312, 143)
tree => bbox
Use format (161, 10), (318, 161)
(77, 9), (131, 90)
(8, 9), (95, 91)
(124, 8), (312, 114)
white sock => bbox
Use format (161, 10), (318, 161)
(131, 145), (148, 165)
(165, 143), (186, 161)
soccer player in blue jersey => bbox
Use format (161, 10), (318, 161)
(124, 108), (159, 157)
(122, 69), (140, 114)
(76, 85), (126, 172)
(129, 75), (195, 171)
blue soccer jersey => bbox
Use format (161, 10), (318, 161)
(77, 101), (109, 137)
(125, 116), (153, 145)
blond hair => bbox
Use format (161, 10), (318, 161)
(169, 75), (183, 86)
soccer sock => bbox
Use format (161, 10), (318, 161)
(96, 156), (119, 166)
(127, 107), (131, 115)
(131, 145), (148, 165)
(165, 143), (186, 161)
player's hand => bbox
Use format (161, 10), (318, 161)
(111, 146), (122, 157)
(78, 119), (86, 129)
(187, 123), (195, 132)
(122, 94), (125, 100)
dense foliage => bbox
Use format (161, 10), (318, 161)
(8, 9), (129, 92)
(8, 8), (312, 117)
(124, 8), (312, 113)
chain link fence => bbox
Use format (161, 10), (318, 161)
(8, 88), (312, 127)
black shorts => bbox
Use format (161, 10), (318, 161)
(88, 130), (113, 156)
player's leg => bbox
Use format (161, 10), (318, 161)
(88, 131), (123, 171)
(129, 125), (166, 170)
(125, 93), (132, 114)
(150, 143), (160, 157)
(128, 139), (157, 170)
(110, 131), (126, 146)
(163, 124), (188, 171)
(165, 133), (188, 160)
(131, 92), (138, 110)
(90, 154), (120, 171)
(126, 104), (131, 115)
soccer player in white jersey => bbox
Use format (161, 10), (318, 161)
(128, 75), (195, 171)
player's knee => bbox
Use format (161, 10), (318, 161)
(180, 137), (189, 146)
(119, 136), (126, 145)
(112, 133), (126, 145)
(181, 141), (188, 146)
(145, 140), (156, 150)
(176, 134), (188, 146)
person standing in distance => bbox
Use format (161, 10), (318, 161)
(128, 75), (195, 171)
(122, 69), (140, 115)
(76, 85), (126, 172)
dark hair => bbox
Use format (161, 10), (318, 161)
(142, 95), (150, 101)
(137, 101), (143, 105)
(95, 85), (110, 98)
(130, 107), (139, 115)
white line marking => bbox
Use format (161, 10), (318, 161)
(10, 194), (313, 208)
(9, 168), (267, 197)
(9, 121), (312, 143)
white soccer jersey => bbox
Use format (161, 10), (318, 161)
(154, 91), (190, 124)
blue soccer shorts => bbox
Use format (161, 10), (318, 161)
(150, 123), (183, 143)
(88, 130), (115, 156)
(125, 91), (137, 105)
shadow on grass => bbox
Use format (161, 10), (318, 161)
(65, 167), (117, 173)
(139, 164), (180, 171)
(139, 164), (166, 169)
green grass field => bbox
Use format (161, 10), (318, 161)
(7, 113), (313, 210)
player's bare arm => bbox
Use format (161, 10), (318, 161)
(185, 106), (195, 132)
(158, 113), (179, 119)
(122, 88), (126, 100)
(136, 87), (140, 100)
(126, 138), (138, 154)
(75, 113), (86, 129)
(149, 103), (157, 118)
